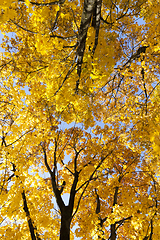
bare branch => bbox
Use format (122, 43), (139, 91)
(73, 149), (114, 217)
(41, 143), (52, 176)
(50, 34), (77, 40)
(18, 0), (65, 6)
(10, 20), (38, 34)
(22, 190), (41, 240)
(6, 129), (33, 147)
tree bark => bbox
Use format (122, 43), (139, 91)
(60, 214), (71, 240)
(110, 224), (116, 240)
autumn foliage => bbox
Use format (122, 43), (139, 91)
(0, 0), (160, 239)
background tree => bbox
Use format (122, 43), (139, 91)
(0, 0), (160, 239)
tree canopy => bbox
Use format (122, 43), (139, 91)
(0, 0), (160, 239)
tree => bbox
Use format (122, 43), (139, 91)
(0, 0), (160, 239)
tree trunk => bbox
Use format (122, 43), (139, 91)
(60, 216), (71, 240)
(110, 224), (116, 240)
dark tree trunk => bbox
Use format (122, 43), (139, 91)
(110, 224), (116, 240)
(42, 142), (79, 240)
(60, 215), (71, 240)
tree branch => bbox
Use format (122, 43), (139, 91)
(73, 149), (114, 217)
(42, 141), (65, 212)
(18, 0), (65, 6)
(22, 190), (41, 240)
(76, 0), (96, 78)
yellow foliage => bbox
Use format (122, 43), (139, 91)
(0, 0), (160, 239)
